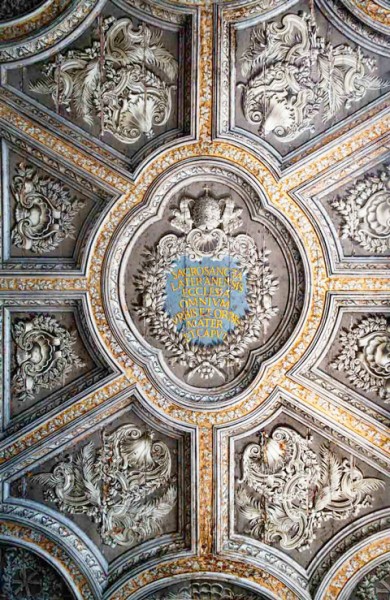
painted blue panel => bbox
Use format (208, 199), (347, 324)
(165, 255), (248, 346)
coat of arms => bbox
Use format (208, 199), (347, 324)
(135, 187), (279, 384)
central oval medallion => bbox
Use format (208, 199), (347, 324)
(107, 160), (306, 405)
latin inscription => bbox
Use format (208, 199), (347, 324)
(165, 257), (248, 344)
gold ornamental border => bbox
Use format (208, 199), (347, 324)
(348, 0), (390, 27)
(323, 536), (390, 600)
(87, 138), (327, 426)
(0, 0), (72, 42)
(0, 0), (388, 456)
(109, 556), (299, 599)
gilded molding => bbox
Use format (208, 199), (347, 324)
(199, 7), (213, 141)
(108, 556), (298, 599)
(329, 277), (390, 291)
(283, 381), (390, 457)
(1, 3), (389, 597)
(0, 375), (129, 463)
(281, 112), (390, 189)
(0, 0), (72, 43)
(0, 103), (131, 193)
(348, 0), (390, 26)
(322, 536), (390, 600)
(0, 276), (87, 291)
(199, 427), (213, 555)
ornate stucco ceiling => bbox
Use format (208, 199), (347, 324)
(0, 0), (389, 599)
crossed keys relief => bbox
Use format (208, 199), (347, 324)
(135, 187), (279, 383)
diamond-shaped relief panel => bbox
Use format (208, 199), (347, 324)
(217, 1), (390, 167)
(319, 160), (390, 266)
(2, 300), (115, 435)
(319, 311), (390, 410)
(10, 403), (194, 567)
(218, 407), (389, 580)
(4, 0), (196, 170)
(1, 138), (113, 273)
(291, 296), (390, 418)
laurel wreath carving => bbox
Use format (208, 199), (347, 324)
(11, 162), (84, 254)
(12, 314), (84, 402)
(135, 237), (278, 381)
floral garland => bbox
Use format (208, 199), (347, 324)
(135, 238), (278, 381)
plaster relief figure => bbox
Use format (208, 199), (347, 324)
(31, 18), (178, 144)
(239, 13), (385, 142)
(34, 424), (177, 548)
(236, 427), (383, 551)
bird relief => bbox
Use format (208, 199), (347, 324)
(236, 427), (384, 551)
(34, 424), (177, 548)
(135, 187), (279, 384)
